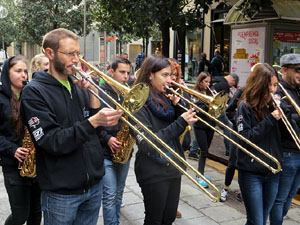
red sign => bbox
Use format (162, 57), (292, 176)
(274, 31), (300, 43)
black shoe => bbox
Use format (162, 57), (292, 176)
(188, 153), (199, 160)
(236, 193), (243, 202)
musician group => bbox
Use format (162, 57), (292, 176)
(0, 28), (300, 225)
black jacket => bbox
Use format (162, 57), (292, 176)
(193, 97), (216, 130)
(20, 70), (104, 194)
(97, 82), (123, 160)
(133, 100), (188, 185)
(236, 102), (282, 175)
(0, 57), (24, 172)
(212, 76), (230, 94)
(198, 58), (211, 75)
(277, 79), (300, 153)
(210, 54), (225, 77)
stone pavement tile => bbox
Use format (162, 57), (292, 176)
(174, 216), (219, 225)
(177, 202), (204, 219)
(285, 207), (300, 224)
(201, 205), (244, 223)
(179, 182), (202, 198)
(122, 191), (143, 205)
(126, 174), (139, 186)
(181, 194), (223, 210)
(221, 218), (246, 225)
(119, 202), (145, 221)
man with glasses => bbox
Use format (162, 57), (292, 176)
(20, 28), (123, 225)
(97, 57), (132, 225)
(270, 53), (300, 225)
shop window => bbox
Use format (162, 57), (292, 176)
(185, 28), (202, 82)
(273, 30), (300, 66)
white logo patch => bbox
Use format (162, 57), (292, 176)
(238, 123), (244, 132)
(28, 117), (40, 129)
(32, 127), (44, 141)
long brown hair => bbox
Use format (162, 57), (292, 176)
(194, 71), (211, 93)
(10, 55), (27, 140)
(240, 63), (278, 121)
(134, 55), (170, 109)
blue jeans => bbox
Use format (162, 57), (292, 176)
(238, 170), (280, 225)
(217, 113), (232, 154)
(41, 181), (103, 225)
(189, 138), (198, 154)
(270, 152), (300, 225)
(102, 158), (131, 225)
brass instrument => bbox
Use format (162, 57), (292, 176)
(73, 61), (221, 202)
(18, 128), (36, 178)
(272, 65), (300, 150)
(166, 85), (282, 174)
(171, 81), (228, 118)
(75, 60), (149, 164)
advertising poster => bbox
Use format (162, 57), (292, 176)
(230, 27), (266, 86)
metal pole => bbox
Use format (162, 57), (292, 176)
(83, 0), (86, 58)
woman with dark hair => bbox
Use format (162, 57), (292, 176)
(133, 55), (197, 225)
(236, 63), (282, 225)
(192, 72), (216, 188)
(0, 56), (41, 225)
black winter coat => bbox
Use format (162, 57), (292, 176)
(20, 70), (104, 194)
(236, 102), (282, 175)
(276, 79), (300, 153)
(133, 98), (188, 185)
(0, 57), (24, 172)
(97, 82), (123, 160)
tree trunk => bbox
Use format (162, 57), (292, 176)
(160, 20), (170, 57)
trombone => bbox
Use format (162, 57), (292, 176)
(76, 58), (221, 202)
(167, 83), (282, 174)
(171, 81), (228, 118)
(272, 65), (300, 150)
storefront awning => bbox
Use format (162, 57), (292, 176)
(224, 0), (300, 25)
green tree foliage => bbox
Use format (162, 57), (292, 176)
(93, 0), (218, 57)
(16, 0), (94, 45)
(0, 0), (20, 56)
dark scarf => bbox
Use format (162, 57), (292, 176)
(146, 94), (175, 122)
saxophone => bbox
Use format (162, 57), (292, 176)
(111, 83), (149, 164)
(112, 115), (136, 164)
(18, 128), (36, 178)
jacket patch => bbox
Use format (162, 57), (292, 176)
(237, 115), (243, 122)
(32, 127), (44, 141)
(238, 123), (243, 132)
(82, 107), (90, 118)
(28, 117), (40, 128)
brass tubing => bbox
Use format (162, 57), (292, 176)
(167, 86), (282, 174)
(73, 64), (221, 202)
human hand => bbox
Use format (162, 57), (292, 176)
(180, 108), (197, 125)
(166, 88), (180, 105)
(14, 147), (29, 163)
(271, 109), (282, 120)
(108, 137), (122, 153)
(89, 108), (123, 128)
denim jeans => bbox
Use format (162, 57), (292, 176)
(189, 138), (198, 155)
(217, 113), (232, 155)
(270, 152), (300, 225)
(41, 180), (103, 225)
(3, 169), (41, 225)
(238, 170), (280, 225)
(102, 158), (131, 225)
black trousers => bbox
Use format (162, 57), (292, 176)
(194, 128), (215, 174)
(224, 142), (238, 186)
(140, 177), (181, 225)
(3, 169), (41, 225)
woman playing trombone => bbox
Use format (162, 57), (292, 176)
(236, 63), (283, 225)
(133, 55), (197, 225)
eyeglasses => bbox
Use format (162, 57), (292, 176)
(58, 51), (81, 58)
(286, 67), (300, 73)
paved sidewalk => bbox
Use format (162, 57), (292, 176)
(1, 152), (300, 225)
